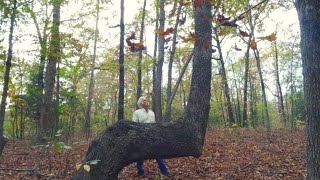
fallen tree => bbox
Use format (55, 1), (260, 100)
(73, 1), (212, 180)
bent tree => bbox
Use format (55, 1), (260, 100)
(72, 1), (212, 179)
(295, 0), (320, 179)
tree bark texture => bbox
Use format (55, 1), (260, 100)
(39, 2), (61, 138)
(154, 0), (166, 122)
(0, 0), (17, 156)
(118, 0), (125, 121)
(296, 0), (320, 179)
(214, 29), (235, 125)
(136, 0), (147, 105)
(165, 0), (183, 122)
(73, 2), (212, 179)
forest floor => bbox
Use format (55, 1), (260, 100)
(0, 128), (306, 180)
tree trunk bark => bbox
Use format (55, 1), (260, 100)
(154, 0), (166, 122)
(136, 0), (147, 104)
(0, 0), (17, 156)
(253, 49), (270, 129)
(118, 0), (125, 121)
(73, 2), (212, 179)
(274, 41), (286, 124)
(295, 0), (320, 179)
(39, 2), (61, 139)
(165, 0), (183, 122)
(214, 29), (235, 125)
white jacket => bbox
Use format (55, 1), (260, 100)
(132, 108), (155, 123)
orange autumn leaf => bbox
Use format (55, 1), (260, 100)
(155, 27), (174, 36)
(206, 0), (215, 6)
(180, 32), (198, 44)
(169, 7), (176, 18)
(258, 33), (277, 42)
(250, 40), (257, 49)
(217, 30), (225, 36)
(165, 27), (174, 35)
(180, 2), (190, 6)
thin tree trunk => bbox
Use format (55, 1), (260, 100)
(0, 0), (17, 156)
(154, 0), (166, 122)
(231, 60), (241, 126)
(253, 49), (270, 129)
(274, 41), (286, 124)
(29, 2), (49, 134)
(152, 1), (159, 111)
(164, 0), (183, 122)
(242, 35), (252, 127)
(84, 0), (100, 137)
(214, 29), (235, 125)
(165, 50), (194, 121)
(136, 0), (147, 104)
(118, 0), (125, 121)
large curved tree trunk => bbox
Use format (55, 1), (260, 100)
(73, 120), (202, 180)
(73, 2), (212, 179)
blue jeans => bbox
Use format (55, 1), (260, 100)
(137, 159), (169, 175)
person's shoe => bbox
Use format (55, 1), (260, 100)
(137, 171), (144, 177)
(162, 172), (171, 177)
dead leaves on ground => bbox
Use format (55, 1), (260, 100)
(0, 128), (306, 179)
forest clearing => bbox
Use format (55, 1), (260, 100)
(0, 128), (306, 179)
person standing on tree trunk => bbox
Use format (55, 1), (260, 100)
(132, 96), (170, 177)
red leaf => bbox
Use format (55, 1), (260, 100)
(204, 38), (209, 49)
(234, 44), (242, 51)
(164, 27), (175, 36)
(239, 29), (250, 37)
(217, 14), (230, 23)
(193, 0), (204, 8)
(169, 7), (176, 18)
(250, 40), (257, 50)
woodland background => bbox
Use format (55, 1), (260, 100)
(0, 0), (306, 179)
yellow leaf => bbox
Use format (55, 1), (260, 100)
(76, 164), (82, 170)
(231, 123), (238, 128)
(265, 33), (277, 42)
(84, 165), (91, 172)
(154, 28), (165, 36)
(258, 33), (277, 42)
(217, 30), (225, 36)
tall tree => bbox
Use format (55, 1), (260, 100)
(118, 0), (125, 121)
(136, 0), (147, 103)
(39, 0), (61, 139)
(73, 1), (212, 179)
(295, 0), (320, 179)
(164, 0), (183, 122)
(273, 40), (286, 123)
(0, 0), (17, 156)
(154, 0), (166, 122)
(84, 0), (100, 137)
(213, 28), (235, 125)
